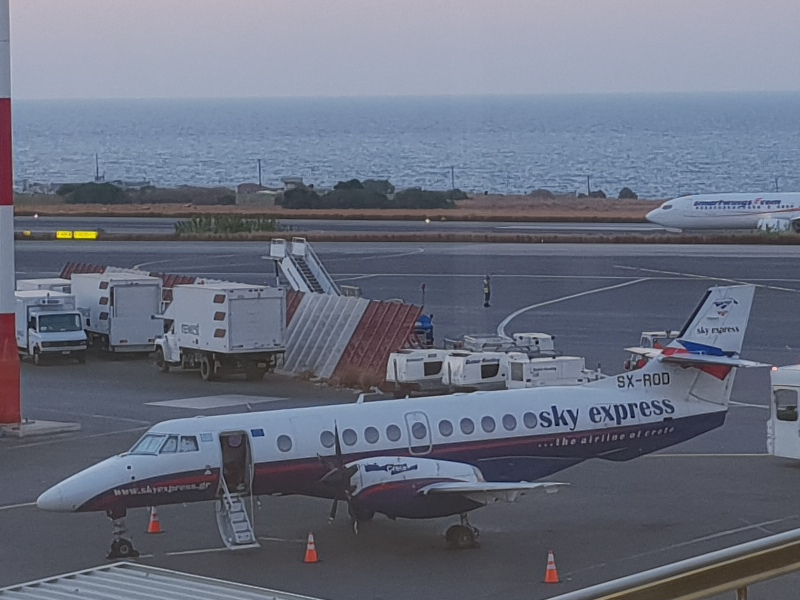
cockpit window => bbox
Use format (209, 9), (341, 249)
(130, 434), (167, 454)
(179, 436), (199, 452)
(662, 204), (673, 210)
(160, 435), (179, 453)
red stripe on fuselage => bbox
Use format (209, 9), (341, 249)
(0, 98), (12, 206)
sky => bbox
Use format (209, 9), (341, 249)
(9, 0), (800, 99)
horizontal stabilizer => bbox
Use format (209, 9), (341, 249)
(418, 481), (567, 504)
(659, 353), (768, 369)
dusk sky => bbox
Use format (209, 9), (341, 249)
(9, 0), (800, 99)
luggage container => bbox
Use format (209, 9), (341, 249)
(506, 355), (604, 389)
(441, 351), (511, 392)
(385, 349), (450, 396)
(71, 272), (164, 353)
(155, 282), (286, 381)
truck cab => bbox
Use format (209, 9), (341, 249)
(15, 291), (87, 365)
(768, 365), (800, 459)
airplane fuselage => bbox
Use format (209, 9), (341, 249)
(40, 375), (726, 518)
(646, 193), (800, 230)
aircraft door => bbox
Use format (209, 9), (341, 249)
(770, 387), (800, 459)
(219, 431), (253, 495)
(404, 411), (432, 455)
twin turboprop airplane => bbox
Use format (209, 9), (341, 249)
(646, 192), (800, 232)
(38, 284), (763, 559)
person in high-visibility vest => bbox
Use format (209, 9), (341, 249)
(483, 275), (491, 308)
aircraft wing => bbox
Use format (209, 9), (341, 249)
(417, 481), (567, 504)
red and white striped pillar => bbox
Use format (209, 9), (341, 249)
(0, 0), (21, 425)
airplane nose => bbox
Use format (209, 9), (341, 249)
(37, 484), (68, 511)
(645, 208), (661, 224)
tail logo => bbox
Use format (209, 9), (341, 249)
(696, 325), (740, 335)
(713, 298), (738, 317)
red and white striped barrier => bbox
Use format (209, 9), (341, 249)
(0, 0), (20, 425)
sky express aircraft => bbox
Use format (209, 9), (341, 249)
(646, 193), (800, 232)
(38, 285), (763, 558)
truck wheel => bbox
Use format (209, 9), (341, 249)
(199, 355), (215, 381)
(155, 347), (170, 373)
(244, 364), (266, 381)
(75, 351), (87, 365)
(33, 348), (43, 366)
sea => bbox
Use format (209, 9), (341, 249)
(10, 93), (800, 199)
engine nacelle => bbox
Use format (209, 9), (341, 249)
(346, 456), (484, 519)
(757, 218), (791, 232)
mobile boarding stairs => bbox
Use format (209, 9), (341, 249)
(268, 237), (340, 295)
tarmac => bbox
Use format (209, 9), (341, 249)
(3, 240), (800, 598)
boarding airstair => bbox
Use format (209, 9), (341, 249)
(269, 237), (340, 295)
(215, 477), (260, 550)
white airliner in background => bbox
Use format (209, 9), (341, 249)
(38, 285), (764, 559)
(646, 193), (800, 232)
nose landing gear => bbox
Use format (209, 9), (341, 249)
(106, 511), (140, 560)
(445, 513), (480, 550)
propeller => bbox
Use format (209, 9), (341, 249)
(318, 423), (358, 528)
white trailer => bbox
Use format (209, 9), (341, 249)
(15, 290), (87, 365)
(506, 354), (604, 389)
(155, 283), (286, 381)
(385, 349), (451, 396)
(768, 365), (800, 459)
(16, 278), (72, 293)
(71, 272), (164, 353)
(441, 351), (510, 392)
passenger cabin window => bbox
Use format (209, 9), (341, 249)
(775, 388), (798, 422)
(411, 422), (427, 440)
(364, 426), (379, 444)
(179, 436), (199, 452)
(160, 435), (178, 453)
(320, 430), (335, 449)
(460, 418), (475, 435)
(481, 416), (496, 433)
(342, 428), (357, 446)
(386, 424), (402, 442)
(439, 419), (454, 437)
(502, 414), (517, 431)
(277, 434), (293, 452)
(130, 434), (166, 454)
(523, 412), (538, 428)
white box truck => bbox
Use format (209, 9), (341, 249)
(155, 283), (286, 381)
(506, 355), (604, 389)
(16, 278), (72, 293)
(15, 290), (87, 365)
(385, 349), (451, 397)
(71, 272), (164, 353)
(768, 365), (800, 460)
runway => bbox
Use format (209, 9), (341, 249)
(3, 241), (800, 598)
(13, 215), (663, 235)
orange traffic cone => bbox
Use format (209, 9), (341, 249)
(146, 507), (163, 534)
(544, 549), (560, 583)
(304, 532), (319, 563)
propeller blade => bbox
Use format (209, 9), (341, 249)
(333, 422), (343, 465)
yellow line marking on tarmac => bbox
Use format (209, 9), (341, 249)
(0, 502), (36, 511)
(497, 277), (651, 337)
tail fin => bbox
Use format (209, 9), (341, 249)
(628, 284), (764, 407)
(661, 285), (762, 376)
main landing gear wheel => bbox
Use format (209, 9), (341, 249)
(445, 514), (480, 550)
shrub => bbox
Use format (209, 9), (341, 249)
(279, 187), (321, 209)
(618, 187), (638, 200)
(588, 189), (607, 199)
(333, 178), (364, 190)
(321, 188), (389, 209)
(392, 188), (455, 209)
(445, 188), (469, 201)
(363, 179), (395, 195)
(64, 182), (129, 204)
